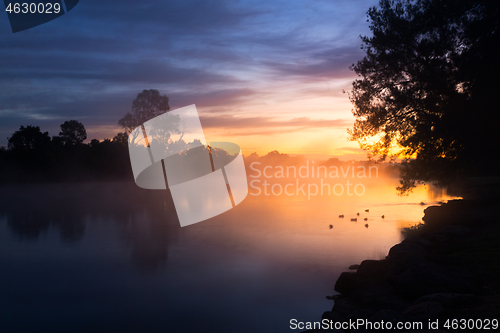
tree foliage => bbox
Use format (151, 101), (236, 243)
(349, 0), (500, 193)
(118, 89), (170, 135)
(1, 121), (131, 183)
(8, 125), (50, 152)
(59, 120), (87, 145)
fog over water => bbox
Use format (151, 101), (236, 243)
(0, 175), (459, 333)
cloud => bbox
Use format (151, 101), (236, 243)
(200, 114), (351, 136)
(0, 0), (380, 146)
(335, 146), (365, 152)
(171, 88), (258, 110)
(261, 46), (365, 81)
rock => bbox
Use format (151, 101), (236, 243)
(335, 260), (391, 295)
(434, 225), (472, 236)
(388, 242), (427, 259)
(385, 252), (426, 279)
(350, 283), (412, 310)
(388, 260), (476, 298)
(422, 200), (469, 229)
(405, 236), (435, 248)
(422, 232), (450, 244)
(334, 272), (370, 295)
(414, 293), (478, 307)
(348, 264), (360, 270)
(403, 301), (443, 317)
(357, 259), (390, 278)
(331, 295), (359, 317)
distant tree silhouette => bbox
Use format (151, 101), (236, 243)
(59, 120), (87, 145)
(89, 138), (100, 148)
(348, 0), (500, 193)
(8, 125), (51, 152)
(112, 132), (128, 147)
(0, 121), (133, 183)
(118, 89), (170, 134)
(4, 125), (53, 182)
(0, 90), (173, 184)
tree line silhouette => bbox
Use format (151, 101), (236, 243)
(0, 89), (171, 184)
(0, 122), (131, 183)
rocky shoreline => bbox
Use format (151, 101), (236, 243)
(307, 199), (500, 332)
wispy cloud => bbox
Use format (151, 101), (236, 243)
(200, 115), (351, 136)
(0, 0), (379, 147)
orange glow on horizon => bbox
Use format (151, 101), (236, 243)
(89, 77), (377, 160)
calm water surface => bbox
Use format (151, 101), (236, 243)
(0, 180), (458, 333)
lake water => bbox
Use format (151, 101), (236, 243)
(0, 179), (458, 333)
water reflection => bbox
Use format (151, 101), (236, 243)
(0, 182), (179, 272)
(0, 178), (460, 332)
(0, 178), (458, 270)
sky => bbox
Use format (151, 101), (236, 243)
(0, 0), (380, 159)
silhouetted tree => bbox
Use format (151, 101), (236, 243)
(0, 121), (134, 183)
(5, 125), (53, 181)
(112, 132), (128, 147)
(90, 138), (100, 148)
(7, 125), (51, 152)
(118, 89), (170, 134)
(59, 120), (87, 145)
(348, 0), (500, 193)
(51, 135), (64, 148)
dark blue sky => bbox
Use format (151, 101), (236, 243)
(0, 0), (379, 156)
